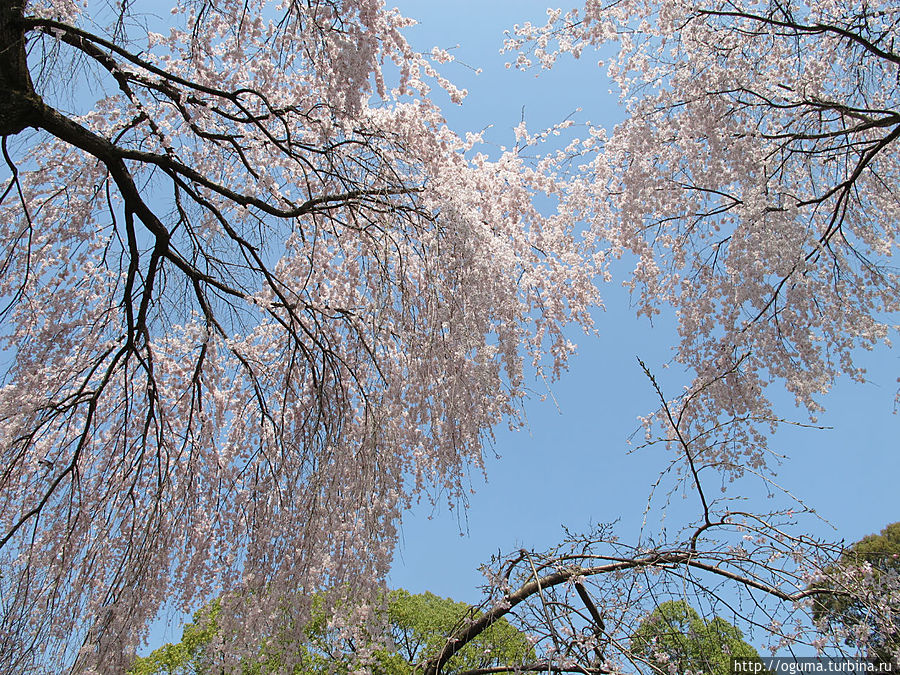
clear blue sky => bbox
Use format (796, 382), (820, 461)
(145, 0), (899, 652)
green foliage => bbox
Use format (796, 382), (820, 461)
(630, 600), (764, 675)
(812, 522), (900, 666)
(128, 595), (343, 675)
(128, 589), (534, 675)
(128, 602), (221, 675)
(384, 589), (534, 674)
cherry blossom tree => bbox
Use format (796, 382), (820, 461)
(0, 1), (598, 672)
(4, 0), (898, 671)
(812, 522), (900, 668)
(508, 0), (899, 474)
(415, 2), (900, 671)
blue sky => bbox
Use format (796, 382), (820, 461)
(144, 0), (899, 653)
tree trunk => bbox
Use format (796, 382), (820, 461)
(0, 1), (39, 135)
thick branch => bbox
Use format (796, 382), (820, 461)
(423, 547), (831, 674)
(422, 553), (688, 675)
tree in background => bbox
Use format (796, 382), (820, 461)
(630, 600), (764, 675)
(382, 589), (535, 674)
(0, 1), (596, 671)
(127, 589), (534, 675)
(812, 522), (900, 667)
(127, 602), (221, 675)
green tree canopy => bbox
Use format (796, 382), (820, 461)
(127, 601), (221, 675)
(812, 522), (900, 666)
(128, 589), (534, 675)
(630, 600), (763, 675)
(382, 589), (534, 673)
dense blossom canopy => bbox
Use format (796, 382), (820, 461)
(2, 0), (898, 672)
(0, 1), (596, 671)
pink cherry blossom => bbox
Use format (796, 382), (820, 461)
(0, 1), (598, 670)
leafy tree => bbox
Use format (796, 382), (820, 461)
(127, 602), (221, 675)
(630, 600), (764, 675)
(127, 589), (534, 675)
(383, 589), (534, 674)
(0, 1), (595, 671)
(812, 522), (900, 666)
